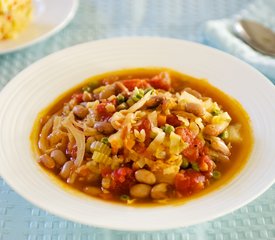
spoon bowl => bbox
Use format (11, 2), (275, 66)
(233, 19), (275, 56)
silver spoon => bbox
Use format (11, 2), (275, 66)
(233, 19), (275, 57)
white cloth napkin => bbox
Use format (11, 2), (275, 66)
(204, 0), (275, 83)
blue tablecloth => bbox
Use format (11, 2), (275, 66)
(1, 0), (275, 239)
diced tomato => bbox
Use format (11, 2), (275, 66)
(198, 155), (215, 173)
(166, 114), (182, 127)
(147, 73), (171, 91)
(71, 93), (83, 103)
(101, 167), (112, 177)
(96, 102), (112, 120)
(108, 167), (135, 194)
(183, 147), (199, 162)
(175, 128), (205, 162)
(122, 79), (150, 91)
(175, 127), (194, 144)
(175, 170), (206, 196)
(183, 138), (204, 162)
(113, 167), (133, 183)
(138, 118), (151, 138)
(96, 102), (107, 115)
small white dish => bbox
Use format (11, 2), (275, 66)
(0, 0), (78, 54)
(0, 38), (275, 231)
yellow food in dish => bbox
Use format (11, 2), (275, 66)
(31, 68), (253, 205)
(0, 0), (32, 40)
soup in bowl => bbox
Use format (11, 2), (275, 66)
(32, 68), (253, 205)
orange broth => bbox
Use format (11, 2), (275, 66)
(31, 68), (254, 206)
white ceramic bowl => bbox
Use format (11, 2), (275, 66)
(0, 38), (275, 231)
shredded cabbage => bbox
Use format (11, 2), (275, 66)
(38, 116), (53, 152)
(148, 111), (158, 127)
(146, 131), (165, 154)
(127, 90), (154, 113)
(62, 116), (85, 167)
(169, 131), (187, 155)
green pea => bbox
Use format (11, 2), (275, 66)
(101, 137), (110, 146)
(117, 94), (125, 104)
(213, 170), (221, 179)
(219, 130), (229, 140)
(162, 124), (175, 134)
(181, 158), (189, 169)
(191, 162), (200, 172)
(120, 194), (130, 201)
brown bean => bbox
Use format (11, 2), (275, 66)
(94, 121), (115, 135)
(151, 183), (170, 199)
(99, 84), (116, 99)
(50, 149), (67, 165)
(73, 105), (88, 119)
(82, 91), (92, 102)
(115, 82), (130, 95)
(135, 169), (156, 185)
(60, 161), (74, 179)
(86, 173), (100, 183)
(39, 154), (55, 169)
(83, 186), (102, 196)
(145, 96), (164, 108)
(130, 184), (151, 198)
(185, 102), (205, 116)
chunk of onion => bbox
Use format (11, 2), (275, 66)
(62, 116), (85, 167)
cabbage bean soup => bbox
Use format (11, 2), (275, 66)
(32, 68), (253, 205)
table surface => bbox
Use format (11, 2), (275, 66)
(1, 0), (275, 239)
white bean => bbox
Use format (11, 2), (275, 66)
(39, 154), (55, 169)
(50, 149), (67, 165)
(83, 186), (102, 196)
(208, 149), (230, 162)
(185, 102), (205, 116)
(204, 122), (229, 136)
(135, 169), (156, 185)
(184, 88), (202, 99)
(99, 84), (116, 99)
(210, 137), (231, 156)
(151, 183), (170, 199)
(130, 184), (151, 198)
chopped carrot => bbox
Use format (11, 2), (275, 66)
(157, 114), (166, 127)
